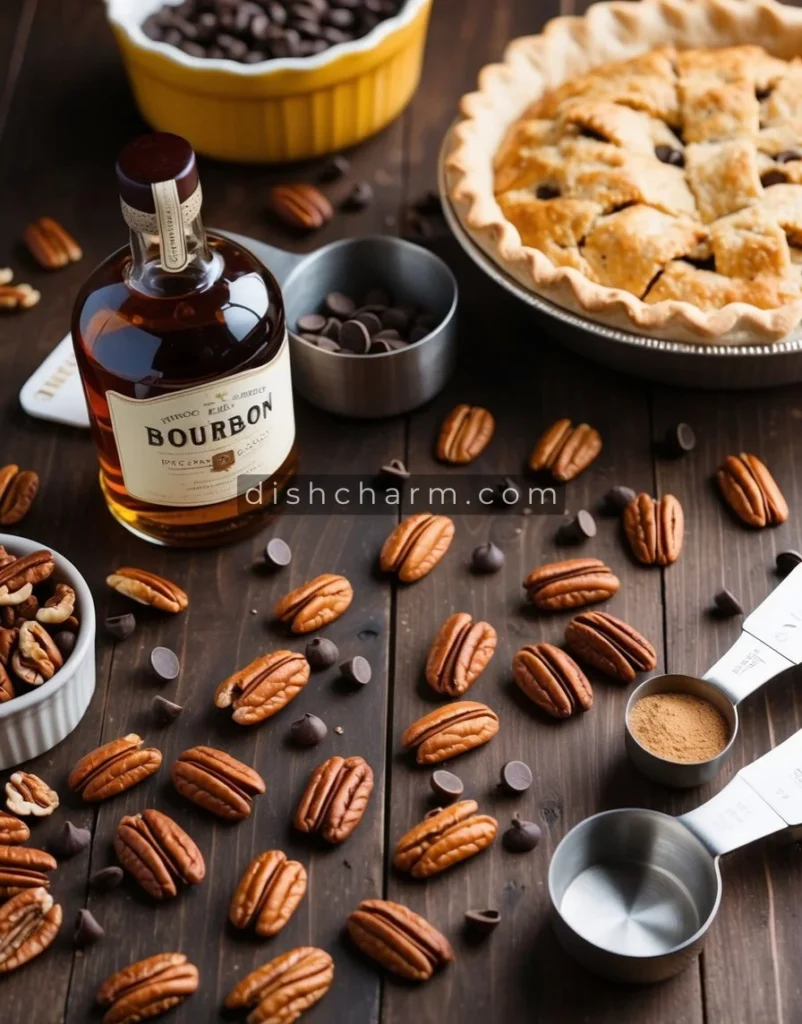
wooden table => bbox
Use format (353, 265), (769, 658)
(3, 1), (802, 1021)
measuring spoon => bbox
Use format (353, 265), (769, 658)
(625, 564), (802, 788)
(550, 727), (802, 982)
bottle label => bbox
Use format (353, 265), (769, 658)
(107, 335), (295, 508)
(120, 184), (204, 274)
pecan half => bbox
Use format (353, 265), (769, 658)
(436, 404), (495, 464)
(273, 574), (353, 634)
(106, 567), (188, 613)
(96, 952), (199, 1024)
(114, 809), (205, 900)
(380, 513), (455, 583)
(7, 592), (38, 625)
(623, 493), (684, 566)
(24, 216), (82, 270)
(529, 419), (602, 481)
(294, 755), (374, 844)
(394, 800), (497, 878)
(0, 283), (40, 310)
(225, 947), (334, 1023)
(11, 620), (63, 685)
(0, 628), (16, 702)
(0, 845), (56, 898)
(68, 734), (162, 802)
(716, 453), (788, 528)
(523, 557), (620, 612)
(172, 746), (265, 821)
(268, 184), (334, 231)
(0, 550), (54, 592)
(425, 612), (497, 697)
(0, 584), (33, 609)
(5, 772), (59, 817)
(0, 812), (30, 846)
(229, 850), (307, 937)
(565, 611), (657, 683)
(346, 899), (454, 981)
(35, 583), (76, 625)
(215, 650), (310, 725)
(512, 643), (593, 718)
(401, 701), (499, 764)
(0, 468), (39, 526)
(0, 888), (61, 975)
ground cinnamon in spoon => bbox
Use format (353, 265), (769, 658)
(628, 692), (730, 763)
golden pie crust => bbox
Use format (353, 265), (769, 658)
(446, 0), (802, 343)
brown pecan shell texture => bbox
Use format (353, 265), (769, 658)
(512, 643), (593, 718)
(436, 404), (495, 464)
(394, 800), (498, 878)
(114, 808), (205, 900)
(0, 844), (56, 898)
(565, 611), (657, 683)
(68, 734), (162, 802)
(623, 493), (684, 566)
(0, 811), (30, 845)
(229, 850), (307, 938)
(225, 946), (334, 1024)
(380, 513), (455, 582)
(294, 755), (374, 844)
(215, 650), (310, 725)
(0, 887), (62, 975)
(529, 419), (602, 481)
(524, 558), (619, 612)
(425, 612), (497, 697)
(401, 701), (499, 764)
(105, 567), (188, 613)
(716, 453), (789, 528)
(96, 952), (199, 1024)
(172, 746), (265, 821)
(346, 899), (454, 981)
(0, 467), (39, 526)
(273, 574), (353, 633)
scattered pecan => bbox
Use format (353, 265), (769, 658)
(273, 574), (353, 634)
(425, 612), (497, 697)
(0, 888), (61, 975)
(68, 734), (162, 803)
(346, 899), (454, 981)
(716, 453), (788, 528)
(11, 621), (63, 685)
(380, 512), (455, 582)
(0, 550), (54, 593)
(114, 809), (205, 900)
(35, 583), (76, 625)
(294, 755), (374, 844)
(96, 952), (199, 1024)
(523, 557), (620, 612)
(229, 850), (307, 937)
(23, 216), (82, 270)
(0, 467), (39, 526)
(0, 283), (40, 310)
(215, 650), (310, 725)
(394, 800), (497, 878)
(436, 404), (495, 464)
(529, 419), (602, 481)
(401, 700), (500, 764)
(225, 947), (334, 1023)
(172, 746), (265, 821)
(268, 183), (334, 231)
(5, 772), (59, 817)
(0, 812), (29, 846)
(0, 845), (56, 898)
(105, 567), (188, 613)
(565, 611), (657, 683)
(512, 643), (593, 718)
(623, 493), (684, 566)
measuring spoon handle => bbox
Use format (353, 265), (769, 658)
(703, 565), (802, 704)
(680, 728), (802, 856)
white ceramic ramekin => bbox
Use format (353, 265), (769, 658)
(0, 535), (96, 770)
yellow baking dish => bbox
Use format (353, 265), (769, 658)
(106, 0), (432, 163)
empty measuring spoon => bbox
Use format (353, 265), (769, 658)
(550, 727), (802, 983)
(625, 564), (802, 788)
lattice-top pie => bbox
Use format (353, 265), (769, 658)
(448, 0), (802, 343)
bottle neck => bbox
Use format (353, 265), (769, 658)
(125, 209), (219, 297)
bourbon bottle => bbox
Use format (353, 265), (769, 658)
(71, 133), (296, 546)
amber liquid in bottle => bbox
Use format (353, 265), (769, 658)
(71, 135), (296, 547)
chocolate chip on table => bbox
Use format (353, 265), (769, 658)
(662, 422), (696, 458)
(471, 541), (504, 574)
(499, 761), (533, 794)
(105, 612), (136, 640)
(601, 485), (637, 515)
(654, 144), (684, 167)
(53, 630), (77, 657)
(430, 769), (464, 802)
(306, 636), (340, 669)
(50, 821), (91, 860)
(152, 694), (184, 723)
(264, 537), (293, 569)
(320, 154), (350, 181)
(776, 550), (802, 577)
(340, 319), (372, 354)
(343, 181), (374, 211)
(89, 866), (124, 892)
(379, 459), (409, 481)
(503, 817), (542, 852)
(74, 908), (105, 949)
(492, 476), (519, 507)
(555, 509), (597, 544)
(341, 655), (371, 685)
(325, 291), (356, 318)
(464, 909), (501, 935)
(714, 588), (744, 617)
(150, 646), (180, 682)
(290, 713), (328, 747)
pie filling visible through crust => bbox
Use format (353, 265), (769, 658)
(494, 44), (802, 311)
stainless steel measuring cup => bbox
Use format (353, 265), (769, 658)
(625, 564), (802, 788)
(550, 727), (802, 983)
(225, 232), (458, 418)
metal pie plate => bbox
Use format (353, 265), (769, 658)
(438, 128), (802, 390)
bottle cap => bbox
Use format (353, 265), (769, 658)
(116, 132), (198, 213)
